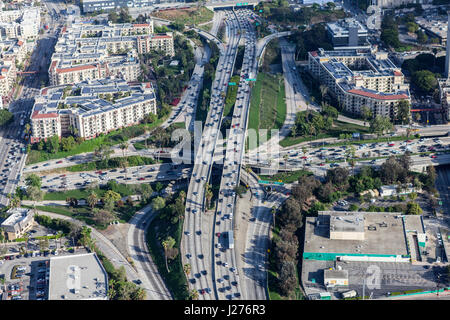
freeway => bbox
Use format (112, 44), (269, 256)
(237, 169), (289, 300)
(212, 8), (259, 300)
(164, 10), (225, 131)
(181, 9), (242, 300)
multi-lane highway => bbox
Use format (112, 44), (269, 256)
(212, 8), (258, 300)
(181, 9), (242, 300)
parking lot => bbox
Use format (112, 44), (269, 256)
(0, 249), (88, 300)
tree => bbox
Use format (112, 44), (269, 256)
(79, 226), (95, 251)
(283, 154), (289, 171)
(8, 195), (21, 209)
(47, 135), (60, 154)
(190, 289), (199, 300)
(317, 182), (337, 203)
(120, 142), (129, 157)
(414, 112), (421, 122)
(94, 145), (113, 163)
(93, 209), (115, 226)
(406, 202), (422, 215)
(370, 115), (393, 137)
(408, 192), (418, 201)
(25, 173), (41, 188)
(326, 167), (349, 188)
(152, 196), (166, 211)
(138, 184), (153, 201)
(28, 186), (44, 204)
(396, 100), (410, 124)
(361, 106), (372, 125)
(162, 236), (176, 272)
(406, 21), (419, 33)
(39, 238), (49, 251)
(102, 190), (121, 204)
(417, 30), (428, 44)
(0, 109), (13, 127)
(204, 183), (213, 210)
(278, 261), (297, 296)
(88, 191), (98, 209)
(412, 70), (437, 93)
(183, 263), (191, 276)
(61, 136), (76, 152)
(279, 198), (303, 232)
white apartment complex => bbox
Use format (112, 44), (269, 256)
(30, 79), (157, 142)
(0, 7), (40, 40)
(308, 47), (411, 120)
(48, 20), (174, 86)
(0, 58), (17, 107)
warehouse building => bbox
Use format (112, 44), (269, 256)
(48, 253), (108, 300)
(300, 211), (437, 298)
(302, 211), (426, 264)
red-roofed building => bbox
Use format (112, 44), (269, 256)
(347, 89), (409, 101)
(308, 46), (411, 120)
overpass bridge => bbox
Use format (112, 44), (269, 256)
(205, 0), (258, 10)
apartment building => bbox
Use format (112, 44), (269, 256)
(0, 208), (34, 241)
(48, 20), (174, 86)
(0, 59), (17, 104)
(1, 39), (27, 65)
(81, 0), (183, 13)
(30, 79), (157, 142)
(308, 47), (411, 120)
(0, 7), (40, 40)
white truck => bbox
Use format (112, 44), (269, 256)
(225, 231), (234, 249)
(341, 290), (357, 299)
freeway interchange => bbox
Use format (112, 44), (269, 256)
(7, 3), (450, 302)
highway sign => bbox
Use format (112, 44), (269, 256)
(258, 180), (284, 186)
(246, 78), (256, 81)
(229, 82), (236, 85)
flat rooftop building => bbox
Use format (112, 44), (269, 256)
(327, 18), (369, 48)
(303, 211), (421, 262)
(302, 211), (437, 298)
(308, 47), (411, 120)
(416, 16), (448, 46)
(82, 0), (165, 13)
(49, 20), (174, 86)
(48, 253), (108, 300)
(30, 79), (157, 142)
(1, 208), (33, 240)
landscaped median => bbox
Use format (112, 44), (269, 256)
(247, 72), (286, 149)
(279, 119), (371, 148)
(260, 170), (312, 184)
(152, 6), (214, 26)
